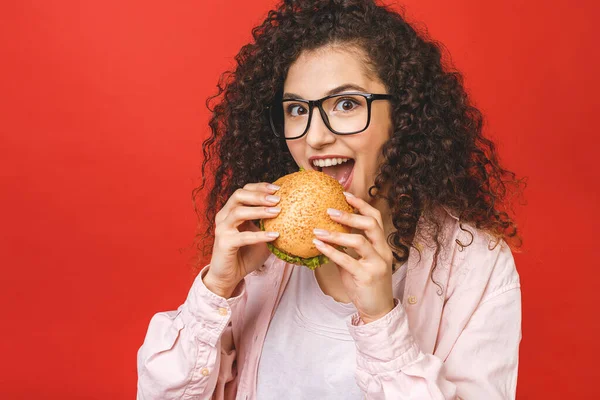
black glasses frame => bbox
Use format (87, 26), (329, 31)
(268, 92), (393, 140)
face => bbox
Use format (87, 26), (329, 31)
(283, 46), (393, 204)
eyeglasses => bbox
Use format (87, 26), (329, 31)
(268, 92), (393, 140)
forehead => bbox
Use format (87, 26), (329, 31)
(283, 46), (382, 99)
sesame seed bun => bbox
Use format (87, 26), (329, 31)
(261, 169), (353, 269)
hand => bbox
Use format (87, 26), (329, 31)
(204, 182), (281, 298)
(313, 192), (395, 324)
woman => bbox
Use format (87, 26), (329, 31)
(137, 0), (524, 398)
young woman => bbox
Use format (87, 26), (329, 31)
(137, 0), (524, 398)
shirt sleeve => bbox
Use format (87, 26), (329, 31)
(137, 267), (247, 400)
(347, 285), (521, 400)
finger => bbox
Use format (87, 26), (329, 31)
(218, 188), (281, 223)
(231, 188), (281, 207)
(312, 238), (362, 277)
(326, 208), (386, 246)
(313, 230), (377, 260)
(343, 192), (384, 229)
(229, 230), (280, 248)
(243, 182), (281, 194)
(223, 205), (281, 229)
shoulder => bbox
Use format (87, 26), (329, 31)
(439, 209), (521, 302)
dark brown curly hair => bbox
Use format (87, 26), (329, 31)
(193, 0), (524, 273)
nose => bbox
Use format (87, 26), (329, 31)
(304, 108), (336, 149)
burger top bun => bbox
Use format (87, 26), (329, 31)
(262, 169), (354, 267)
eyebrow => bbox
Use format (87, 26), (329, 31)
(283, 83), (368, 100)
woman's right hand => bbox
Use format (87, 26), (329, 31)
(203, 182), (281, 298)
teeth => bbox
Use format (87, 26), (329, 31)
(312, 158), (350, 168)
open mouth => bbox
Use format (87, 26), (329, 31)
(311, 157), (355, 190)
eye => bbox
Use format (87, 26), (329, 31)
(334, 98), (360, 112)
(286, 103), (308, 117)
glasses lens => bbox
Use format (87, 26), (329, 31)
(271, 94), (370, 139)
(269, 102), (285, 137)
(279, 100), (310, 139)
(322, 94), (368, 134)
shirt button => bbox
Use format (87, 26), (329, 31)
(408, 296), (418, 305)
(201, 367), (210, 377)
(218, 307), (228, 316)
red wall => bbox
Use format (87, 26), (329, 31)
(1, 1), (598, 398)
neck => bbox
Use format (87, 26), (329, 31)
(371, 192), (395, 243)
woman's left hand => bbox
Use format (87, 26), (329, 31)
(313, 192), (395, 324)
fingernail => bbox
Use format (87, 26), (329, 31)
(313, 238), (325, 248)
(327, 208), (342, 217)
(313, 228), (330, 236)
(343, 191), (354, 198)
(266, 207), (281, 214)
(266, 195), (280, 203)
(267, 231), (280, 238)
(267, 184), (280, 191)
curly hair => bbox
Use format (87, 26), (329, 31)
(193, 0), (524, 276)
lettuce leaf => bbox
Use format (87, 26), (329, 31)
(260, 219), (328, 270)
(266, 242), (329, 270)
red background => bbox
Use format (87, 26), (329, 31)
(1, 1), (598, 398)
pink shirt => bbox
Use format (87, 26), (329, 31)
(255, 253), (407, 398)
(137, 209), (522, 399)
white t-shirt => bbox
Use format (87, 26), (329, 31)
(256, 263), (407, 399)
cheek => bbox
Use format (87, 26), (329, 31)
(354, 127), (391, 186)
(286, 141), (304, 162)
(369, 104), (393, 144)
(356, 124), (391, 163)
(364, 118), (392, 164)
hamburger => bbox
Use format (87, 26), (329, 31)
(260, 169), (354, 269)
